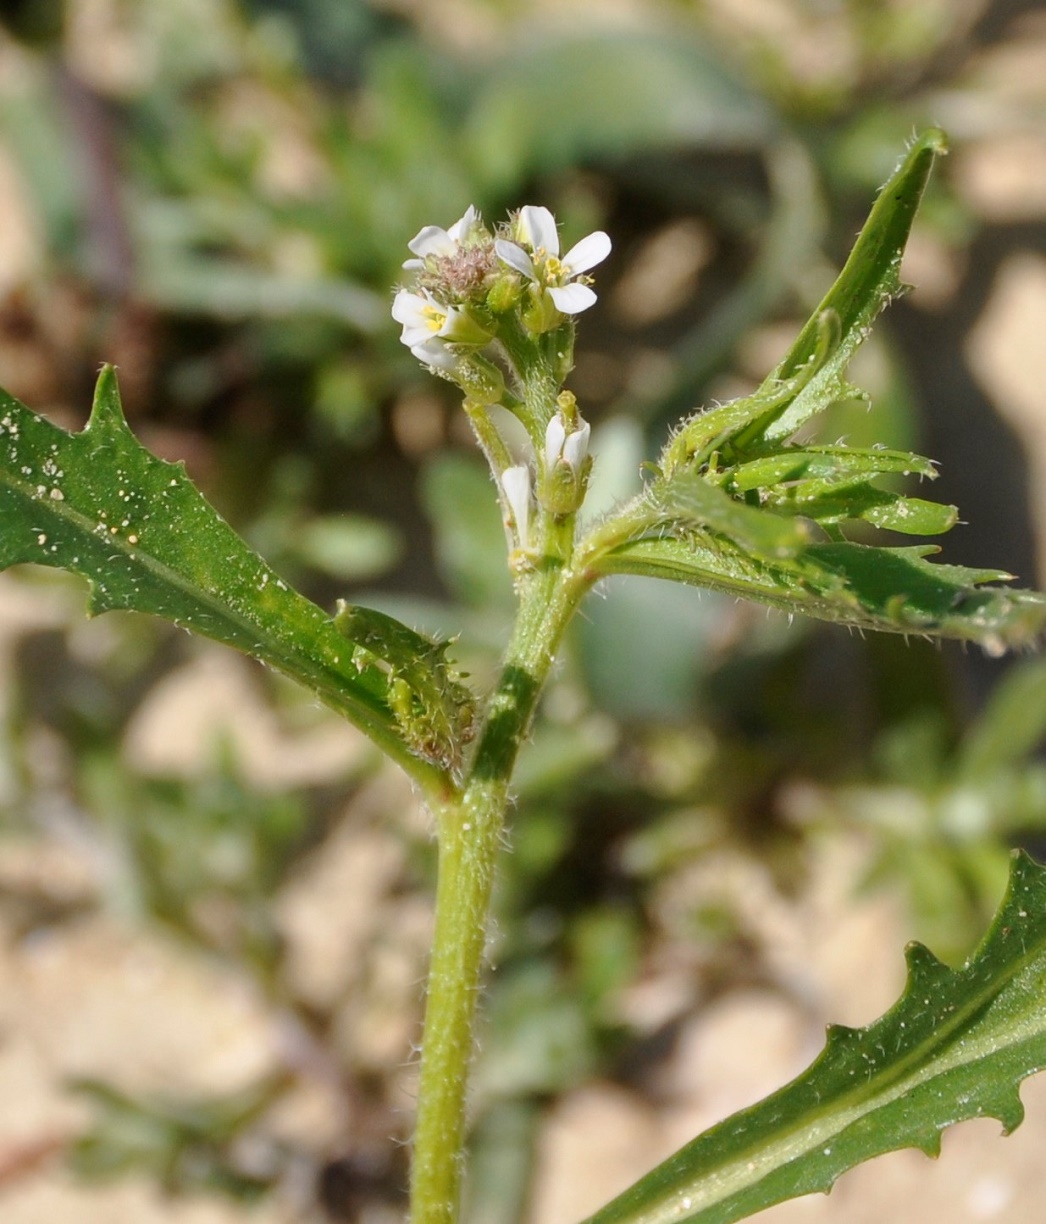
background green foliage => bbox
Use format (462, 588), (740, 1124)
(0, 1), (1044, 1221)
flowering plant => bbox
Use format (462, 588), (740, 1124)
(393, 204), (609, 562)
(4, 132), (1046, 1224)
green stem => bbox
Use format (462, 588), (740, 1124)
(409, 551), (587, 1224)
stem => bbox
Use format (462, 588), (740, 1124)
(409, 554), (587, 1224)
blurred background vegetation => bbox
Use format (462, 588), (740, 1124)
(1, 1), (1046, 1221)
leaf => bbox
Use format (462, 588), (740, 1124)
(584, 851), (1046, 1224)
(662, 130), (947, 471)
(646, 472), (810, 561)
(0, 368), (454, 797)
(764, 480), (957, 535)
(589, 533), (1046, 650)
(727, 445), (939, 493)
(580, 129), (1046, 652)
(761, 128), (948, 445)
(661, 311), (847, 476)
(335, 602), (476, 775)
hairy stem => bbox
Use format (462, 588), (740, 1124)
(409, 552), (587, 1224)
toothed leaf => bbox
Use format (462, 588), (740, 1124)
(764, 480), (958, 535)
(0, 368), (454, 794)
(585, 852), (1046, 1224)
(581, 130), (1045, 652)
(645, 472), (811, 561)
(590, 532), (1045, 650)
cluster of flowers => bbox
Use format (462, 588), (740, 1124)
(392, 204), (610, 376)
(393, 205), (610, 556)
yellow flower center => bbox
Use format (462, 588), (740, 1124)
(423, 304), (447, 333)
(543, 255), (566, 285)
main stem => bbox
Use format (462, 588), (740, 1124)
(409, 548), (584, 1224)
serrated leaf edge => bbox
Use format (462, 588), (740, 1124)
(584, 851), (1046, 1224)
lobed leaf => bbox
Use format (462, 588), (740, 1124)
(0, 368), (457, 798)
(661, 130), (947, 470)
(585, 851), (1046, 1224)
(589, 533), (1045, 651)
(580, 129), (1046, 652)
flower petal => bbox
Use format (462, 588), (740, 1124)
(411, 339), (459, 373)
(545, 414), (568, 470)
(562, 231), (611, 275)
(563, 419), (591, 471)
(392, 288), (441, 346)
(495, 239), (536, 280)
(549, 283), (597, 314)
(446, 205), (478, 242)
(438, 304), (494, 345)
(391, 288), (428, 326)
(407, 224), (456, 260)
(500, 464), (532, 549)
(518, 206), (559, 257)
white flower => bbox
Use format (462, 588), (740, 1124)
(391, 289), (458, 372)
(500, 464), (532, 552)
(545, 413), (591, 474)
(410, 337), (461, 375)
(495, 206), (611, 315)
(391, 291), (491, 354)
(403, 205), (479, 270)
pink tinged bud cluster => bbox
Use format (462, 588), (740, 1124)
(495, 206), (611, 315)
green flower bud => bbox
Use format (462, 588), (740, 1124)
(455, 354), (506, 406)
(487, 272), (522, 314)
(521, 284), (562, 335)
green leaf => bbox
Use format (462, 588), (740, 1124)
(589, 534), (1046, 650)
(727, 445), (938, 493)
(663, 130), (947, 471)
(661, 310), (847, 476)
(0, 368), (454, 797)
(584, 851), (1046, 1224)
(580, 130), (1046, 652)
(646, 472), (810, 560)
(762, 129), (948, 445)
(335, 603), (476, 775)
(764, 480), (957, 535)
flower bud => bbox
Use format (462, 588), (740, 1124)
(520, 285), (563, 336)
(540, 409), (591, 516)
(455, 355), (506, 406)
(487, 272), (523, 315)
